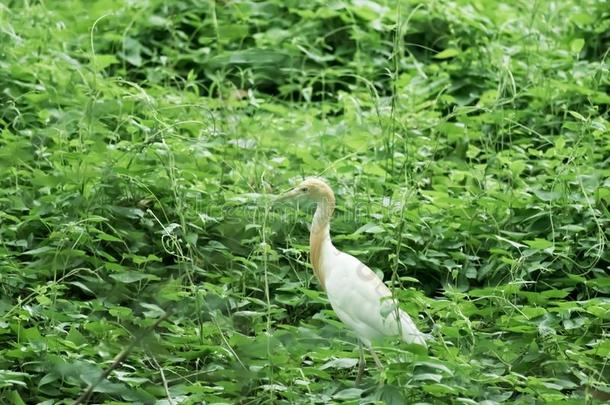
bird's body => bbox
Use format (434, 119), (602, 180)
(324, 250), (426, 347)
(279, 178), (427, 353)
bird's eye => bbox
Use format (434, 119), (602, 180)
(301, 187), (308, 192)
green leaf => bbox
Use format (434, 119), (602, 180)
(525, 238), (554, 249)
(6, 390), (26, 405)
(568, 110), (586, 121)
(412, 373), (443, 382)
(109, 271), (159, 283)
(423, 383), (457, 395)
(540, 289), (571, 299)
(591, 340), (610, 356)
(319, 358), (358, 370)
(217, 24), (250, 41)
(434, 48), (460, 59)
(333, 388), (363, 400)
(376, 385), (405, 405)
(355, 223), (385, 234)
(23, 246), (54, 255)
(570, 38), (585, 53)
(92, 54), (119, 70)
(140, 303), (165, 318)
(522, 307), (547, 319)
(414, 361), (453, 375)
(94, 230), (123, 242)
(67, 281), (95, 295)
(532, 189), (561, 202)
(67, 327), (86, 346)
(466, 144), (482, 158)
(108, 306), (133, 319)
(0, 371), (30, 389)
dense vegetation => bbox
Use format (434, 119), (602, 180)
(1, 0), (609, 403)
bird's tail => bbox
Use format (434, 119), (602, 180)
(399, 310), (428, 347)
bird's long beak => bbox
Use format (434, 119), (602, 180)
(274, 188), (299, 203)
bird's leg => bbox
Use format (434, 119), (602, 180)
(356, 341), (365, 385)
(369, 347), (384, 370)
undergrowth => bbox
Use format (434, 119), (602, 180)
(0, 0), (609, 403)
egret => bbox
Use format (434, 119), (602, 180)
(277, 177), (427, 381)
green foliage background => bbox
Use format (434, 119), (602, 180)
(1, 0), (609, 403)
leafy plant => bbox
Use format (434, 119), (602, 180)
(0, 0), (608, 403)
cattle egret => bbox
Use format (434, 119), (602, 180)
(277, 177), (427, 381)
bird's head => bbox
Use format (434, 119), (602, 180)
(276, 177), (335, 203)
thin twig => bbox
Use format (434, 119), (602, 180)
(151, 356), (173, 405)
(73, 310), (172, 404)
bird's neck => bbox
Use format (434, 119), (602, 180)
(309, 193), (335, 289)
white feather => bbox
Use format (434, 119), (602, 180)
(321, 246), (427, 347)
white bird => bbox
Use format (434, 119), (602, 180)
(277, 177), (427, 381)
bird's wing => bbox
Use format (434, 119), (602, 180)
(325, 252), (426, 346)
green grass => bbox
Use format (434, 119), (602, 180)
(1, 0), (609, 403)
